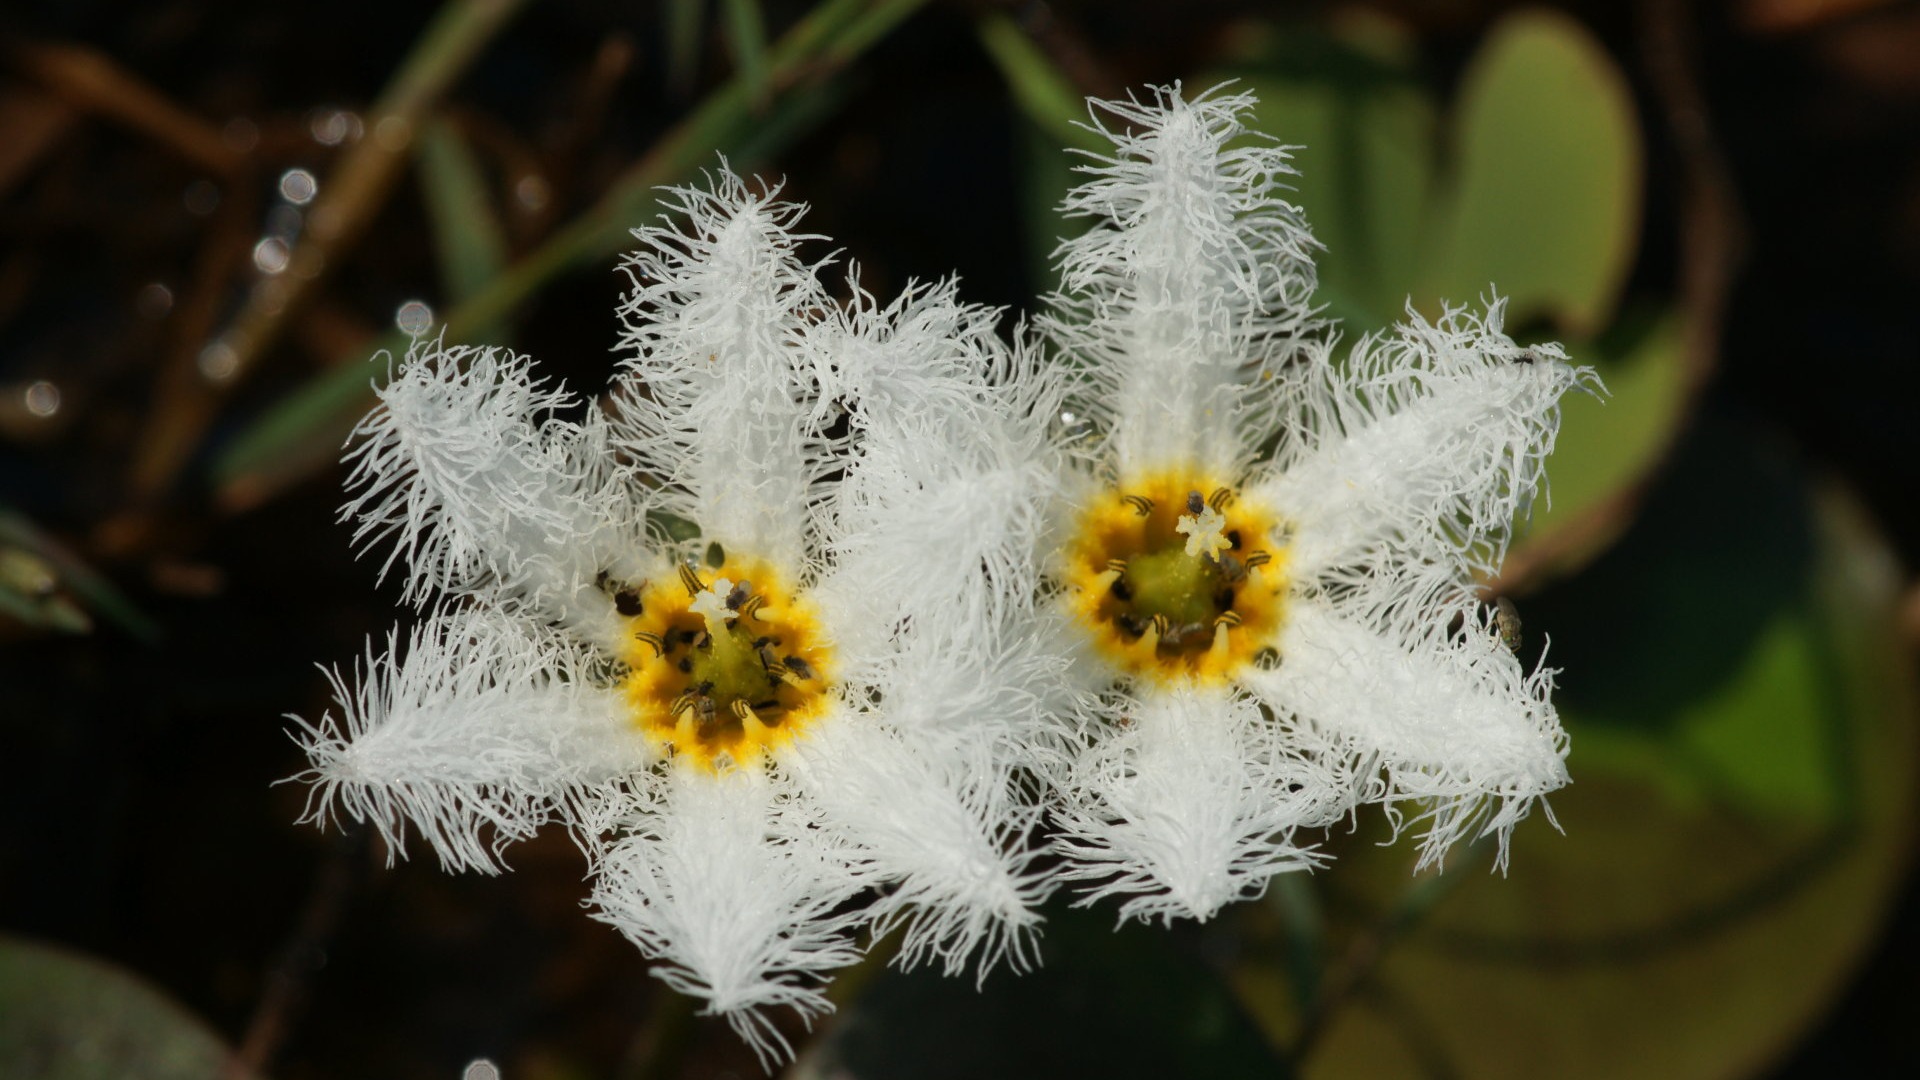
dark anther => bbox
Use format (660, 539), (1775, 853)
(784, 655), (814, 681)
(1185, 490), (1205, 515)
(753, 635), (774, 648)
(1117, 612), (1146, 638)
(676, 657), (692, 673)
(694, 680), (715, 696)
(614, 589), (644, 617)
(726, 581), (750, 611)
(1226, 529), (1242, 550)
(1512, 349), (1536, 365)
(1214, 587), (1236, 611)
(694, 697), (717, 725)
(691, 630), (711, 650)
(1286, 782), (1304, 793)
(1111, 576), (1134, 602)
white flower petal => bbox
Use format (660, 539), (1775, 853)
(781, 717), (1047, 979)
(1253, 300), (1599, 579)
(288, 606), (648, 873)
(586, 767), (865, 1068)
(1240, 588), (1567, 871)
(613, 169), (831, 569)
(1043, 84), (1321, 475)
(1051, 683), (1338, 924)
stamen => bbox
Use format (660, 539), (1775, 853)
(1120, 494), (1155, 517)
(1214, 610), (1242, 627)
(634, 630), (666, 657)
(677, 563), (705, 597)
(1208, 487), (1235, 512)
(1244, 552), (1272, 570)
(725, 581), (751, 611)
(1105, 557), (1129, 574)
(783, 655), (815, 681)
(736, 594), (769, 621)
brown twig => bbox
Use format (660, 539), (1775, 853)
(124, 0), (533, 505)
(7, 39), (242, 177)
(223, 832), (364, 1080)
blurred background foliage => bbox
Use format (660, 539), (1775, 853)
(2, 0), (1917, 1077)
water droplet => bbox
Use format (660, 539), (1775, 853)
(395, 300), (434, 336)
(198, 340), (239, 383)
(136, 282), (174, 319)
(514, 174), (550, 212)
(308, 107), (362, 147)
(279, 167), (318, 206)
(183, 180), (221, 216)
(221, 117), (259, 153)
(23, 380), (60, 418)
(1051, 408), (1095, 441)
(252, 237), (290, 275)
(462, 1061), (500, 1080)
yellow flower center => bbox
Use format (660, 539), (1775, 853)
(618, 556), (835, 770)
(1062, 471), (1289, 684)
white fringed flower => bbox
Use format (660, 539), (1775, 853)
(290, 169), (1059, 1063)
(1036, 85), (1597, 924)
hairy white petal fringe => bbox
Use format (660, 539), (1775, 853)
(288, 606), (646, 873)
(586, 768), (866, 1068)
(1240, 578), (1567, 872)
(613, 170), (833, 569)
(341, 339), (647, 648)
(1042, 84), (1321, 475)
(1051, 684), (1340, 924)
(1256, 299), (1601, 578)
(781, 716), (1047, 980)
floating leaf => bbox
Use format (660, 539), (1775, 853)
(1208, 19), (1439, 331)
(1504, 309), (1691, 579)
(1416, 8), (1642, 336)
(1289, 419), (1914, 1079)
(0, 936), (257, 1080)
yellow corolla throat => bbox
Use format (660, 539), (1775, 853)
(618, 556), (835, 770)
(1063, 471), (1289, 684)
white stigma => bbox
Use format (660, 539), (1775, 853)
(1176, 507), (1230, 561)
(688, 578), (735, 633)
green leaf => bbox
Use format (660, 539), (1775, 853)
(665, 0), (707, 91)
(415, 115), (509, 338)
(1416, 8), (1642, 336)
(1207, 19), (1440, 332)
(0, 936), (257, 1079)
(0, 510), (158, 642)
(1505, 309), (1691, 576)
(976, 14), (1102, 154)
(1289, 419), (1915, 1079)
(720, 0), (768, 106)
(794, 905), (1289, 1079)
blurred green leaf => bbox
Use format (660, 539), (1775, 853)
(1417, 8), (1642, 336)
(1505, 310), (1691, 576)
(211, 0), (929, 499)
(0, 936), (256, 1079)
(720, 0), (768, 105)
(0, 510), (158, 641)
(666, 0), (707, 91)
(793, 905), (1288, 1079)
(1208, 20), (1439, 332)
(976, 14), (1102, 154)
(1286, 419), (1914, 1079)
(416, 115), (509, 338)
